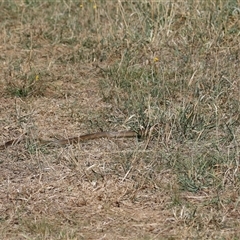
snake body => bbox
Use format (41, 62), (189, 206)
(0, 130), (140, 150)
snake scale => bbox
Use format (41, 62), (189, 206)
(0, 130), (142, 150)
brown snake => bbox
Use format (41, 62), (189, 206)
(0, 130), (142, 150)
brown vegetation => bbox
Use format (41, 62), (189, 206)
(0, 1), (240, 239)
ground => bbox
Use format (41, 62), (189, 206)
(0, 1), (240, 239)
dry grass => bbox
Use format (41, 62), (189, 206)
(0, 0), (240, 239)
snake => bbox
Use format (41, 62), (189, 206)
(0, 130), (142, 150)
